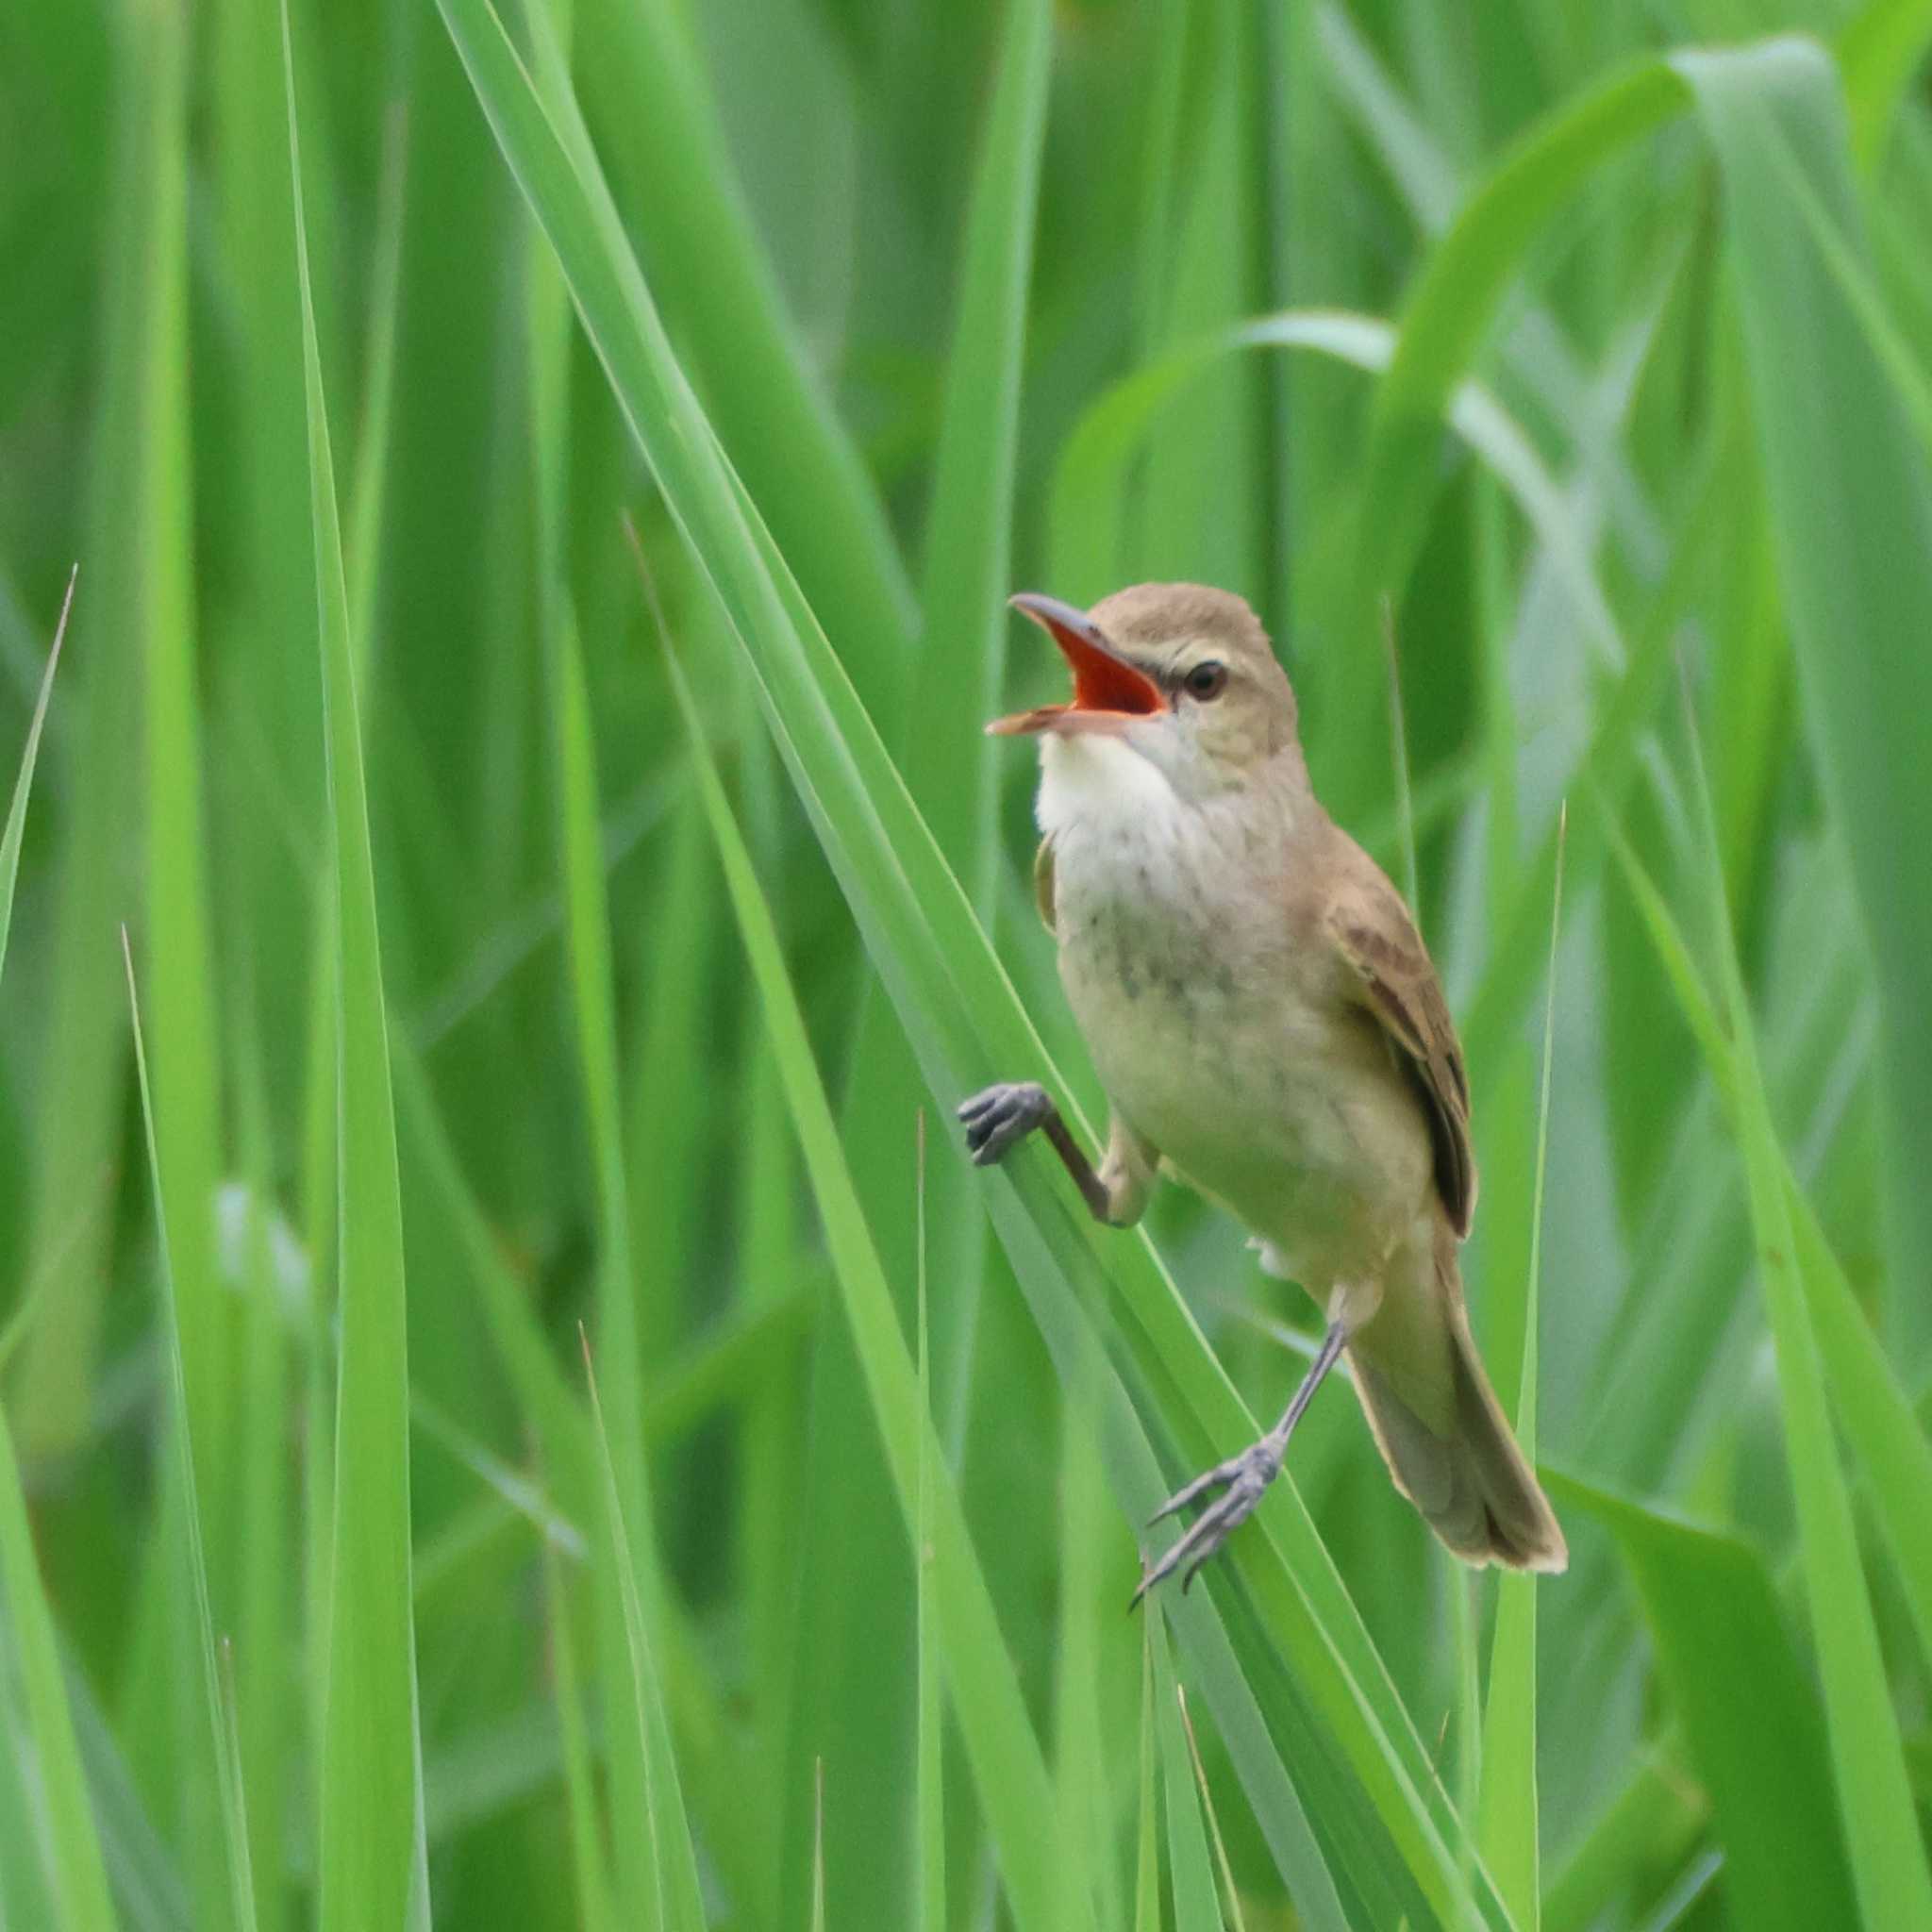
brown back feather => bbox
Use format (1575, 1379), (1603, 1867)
(1324, 852), (1477, 1237)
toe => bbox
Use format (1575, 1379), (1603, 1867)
(1137, 1443), (1282, 1601)
(1147, 1456), (1241, 1525)
(1135, 1503), (1231, 1603)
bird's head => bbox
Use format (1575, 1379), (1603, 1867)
(989, 582), (1299, 801)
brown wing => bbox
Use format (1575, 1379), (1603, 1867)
(1324, 871), (1476, 1237)
(1033, 836), (1058, 935)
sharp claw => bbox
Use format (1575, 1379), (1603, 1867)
(1147, 1456), (1239, 1525)
(1136, 1440), (1286, 1602)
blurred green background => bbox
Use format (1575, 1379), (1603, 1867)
(4, 0), (1932, 1926)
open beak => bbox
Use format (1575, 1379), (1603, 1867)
(987, 592), (1166, 737)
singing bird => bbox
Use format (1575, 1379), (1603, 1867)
(958, 584), (1566, 1596)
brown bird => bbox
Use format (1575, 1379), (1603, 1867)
(958, 583), (1566, 1596)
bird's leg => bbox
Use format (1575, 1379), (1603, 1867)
(1134, 1320), (1350, 1602)
(957, 1085), (1155, 1227)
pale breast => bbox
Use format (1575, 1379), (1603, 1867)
(1040, 736), (1434, 1290)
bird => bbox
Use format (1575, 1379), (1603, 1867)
(958, 583), (1567, 1598)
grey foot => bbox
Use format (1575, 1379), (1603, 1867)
(958, 1081), (1052, 1166)
(1133, 1439), (1283, 1603)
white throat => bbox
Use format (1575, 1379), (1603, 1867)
(1035, 732), (1178, 840)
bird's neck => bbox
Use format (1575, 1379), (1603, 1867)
(1037, 733), (1316, 851)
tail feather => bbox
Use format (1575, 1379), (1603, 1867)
(1351, 1307), (1567, 1574)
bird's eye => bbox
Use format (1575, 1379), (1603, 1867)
(1183, 660), (1228, 702)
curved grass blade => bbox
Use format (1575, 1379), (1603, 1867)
(848, 0), (1053, 1460)
(1544, 1757), (1706, 1932)
(661, 622), (1089, 1932)
(138, 0), (233, 1709)
(580, 1338), (706, 1932)
(122, 936), (258, 1932)
(524, 12), (680, 1890)
(1672, 690), (1932, 1930)
(280, 7), (429, 1924)
(1150, 1621), (1222, 1932)
(1180, 1686), (1253, 1932)
(0, 574), (113, 1932)
(430, 6), (1507, 1917)
(1601, 806), (1932, 1700)
(549, 613), (667, 1923)
(910, 0), (1049, 901)
(914, 1128), (944, 1932)
(1049, 310), (1619, 662)
(1133, 1626), (1159, 1932)
(0, 1414), (117, 1932)
(0, 566), (74, 979)
(1674, 41), (1932, 1362)
(1475, 808), (1566, 1930)
(1546, 1472), (1857, 1932)
(1839, 0), (1932, 166)
(571, 0), (914, 718)
(1336, 55), (1690, 811)
(1333, 36), (1932, 1372)
(540, 1528), (613, 1932)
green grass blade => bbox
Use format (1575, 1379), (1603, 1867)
(226, 968), (293, 1932)
(810, 1762), (826, 1932)
(1150, 1621), (1222, 1932)
(13, 5), (165, 1459)
(430, 9), (1498, 1917)
(1544, 1758), (1706, 1932)
(1134, 0), (1265, 603)
(914, 1124), (945, 1932)
(826, 8), (1052, 1846)
(0, 1410), (116, 1930)
(910, 0), (1049, 904)
(137, 0), (233, 1684)
(122, 937), (258, 1932)
(1053, 1367), (1127, 1932)
(540, 1530), (613, 1932)
(1601, 798), (1932, 1677)
(1180, 1688), (1252, 1932)
(1050, 311), (1618, 663)
(1338, 54), (1690, 813)
(281, 7), (429, 1924)
(390, 1039), (589, 1490)
(1546, 1472), (1857, 1932)
(0, 567), (73, 979)
(571, 0), (914, 719)
(1755, 127), (1932, 459)
(1475, 810), (1565, 1930)
(344, 102), (409, 670)
(1133, 1626), (1160, 1932)
(1674, 42), (1932, 1362)
(0, 563), (108, 1932)
(580, 1339), (706, 1932)
(1839, 0), (1932, 166)
(1782, 1184), (1932, 1670)
(662, 622), (1090, 1932)
(525, 15), (678, 1896)
(1673, 692), (1932, 1929)
(548, 611), (664, 1922)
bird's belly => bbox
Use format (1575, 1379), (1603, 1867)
(1059, 924), (1431, 1293)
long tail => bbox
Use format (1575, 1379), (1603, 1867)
(1350, 1296), (1568, 1574)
